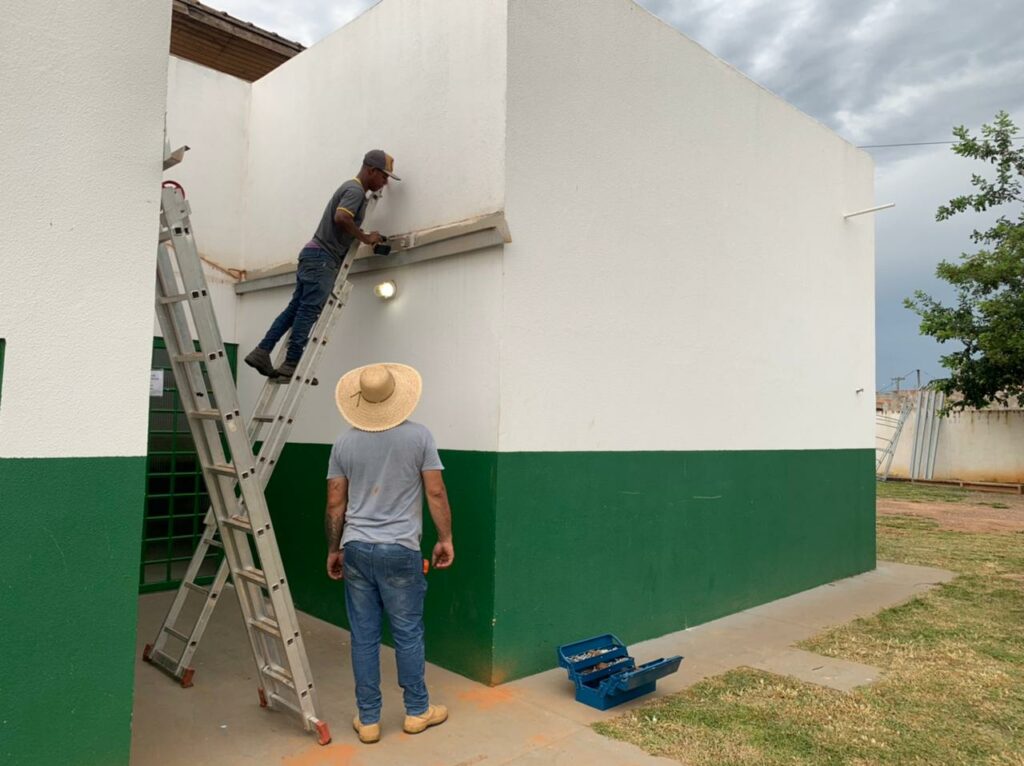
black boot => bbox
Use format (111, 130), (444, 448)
(244, 348), (276, 377)
(274, 359), (298, 382)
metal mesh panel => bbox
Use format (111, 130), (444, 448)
(140, 337), (237, 593)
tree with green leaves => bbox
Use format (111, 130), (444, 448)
(905, 111), (1024, 410)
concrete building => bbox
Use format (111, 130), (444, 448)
(2, 0), (876, 762)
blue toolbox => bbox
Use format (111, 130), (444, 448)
(556, 634), (683, 710)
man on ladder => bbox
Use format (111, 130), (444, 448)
(245, 150), (400, 380)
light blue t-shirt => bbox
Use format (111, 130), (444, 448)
(326, 421), (444, 552)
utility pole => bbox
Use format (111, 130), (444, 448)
(916, 369), (921, 390)
(891, 375), (906, 394)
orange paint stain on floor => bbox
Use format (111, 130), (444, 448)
(528, 733), (552, 747)
(281, 742), (359, 766)
(457, 685), (519, 710)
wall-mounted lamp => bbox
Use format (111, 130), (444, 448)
(373, 280), (397, 300)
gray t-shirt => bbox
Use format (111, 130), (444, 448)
(312, 178), (368, 264)
(326, 421), (444, 552)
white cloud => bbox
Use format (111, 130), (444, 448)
(211, 0), (377, 45)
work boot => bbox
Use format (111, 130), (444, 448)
(274, 359), (298, 382)
(352, 715), (380, 744)
(244, 348), (276, 377)
(403, 704), (448, 734)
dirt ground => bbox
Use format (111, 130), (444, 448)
(878, 489), (1024, 533)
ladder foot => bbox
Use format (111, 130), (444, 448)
(314, 720), (331, 746)
(258, 687), (269, 708)
(180, 668), (196, 688)
(142, 643), (154, 663)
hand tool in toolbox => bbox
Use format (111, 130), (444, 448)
(557, 633), (682, 710)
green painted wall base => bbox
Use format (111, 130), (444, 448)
(0, 456), (147, 766)
(264, 444), (874, 686)
(492, 449), (876, 681)
(265, 445), (497, 682)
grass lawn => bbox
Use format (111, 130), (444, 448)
(594, 507), (1024, 764)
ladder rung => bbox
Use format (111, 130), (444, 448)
(189, 408), (222, 420)
(163, 626), (190, 643)
(158, 293), (189, 304)
(206, 538), (224, 549)
(249, 616), (282, 639)
(236, 567), (267, 587)
(173, 352), (206, 363)
(262, 663), (295, 688)
(208, 463), (237, 477)
(252, 415), (275, 423)
(223, 515), (253, 532)
(183, 581), (210, 596)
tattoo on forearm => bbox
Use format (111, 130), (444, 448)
(325, 512), (344, 550)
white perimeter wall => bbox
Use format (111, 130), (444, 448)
(162, 57), (249, 342)
(501, 0), (876, 453)
(879, 408), (1024, 483)
(236, 0), (508, 450)
(0, 1), (172, 458)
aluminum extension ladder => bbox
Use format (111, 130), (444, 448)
(143, 148), (361, 745)
(875, 401), (910, 481)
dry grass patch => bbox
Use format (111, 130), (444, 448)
(594, 515), (1024, 765)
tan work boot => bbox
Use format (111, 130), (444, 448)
(403, 704), (448, 734)
(352, 715), (380, 744)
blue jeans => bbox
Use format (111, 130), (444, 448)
(343, 541), (429, 724)
(258, 247), (339, 363)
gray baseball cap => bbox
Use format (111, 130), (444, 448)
(363, 149), (401, 180)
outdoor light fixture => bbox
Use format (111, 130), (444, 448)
(373, 280), (397, 300)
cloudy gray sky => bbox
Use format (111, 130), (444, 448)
(217, 0), (1024, 390)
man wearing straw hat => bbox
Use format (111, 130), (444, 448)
(324, 362), (454, 744)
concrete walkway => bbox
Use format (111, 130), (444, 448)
(131, 562), (952, 765)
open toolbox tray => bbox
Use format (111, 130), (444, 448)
(556, 633), (683, 710)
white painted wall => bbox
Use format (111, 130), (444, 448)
(879, 408), (1024, 483)
(0, 1), (172, 458)
(159, 56), (250, 344)
(242, 0), (507, 272)
(165, 57), (250, 269)
(234, 0), (508, 451)
(236, 247), (504, 451)
(500, 0), (875, 453)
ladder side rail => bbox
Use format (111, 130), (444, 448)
(171, 560), (231, 673)
(156, 286), (267, 685)
(239, 284), (359, 704)
(256, 564), (320, 714)
(149, 184), (357, 741)
(175, 278), (347, 668)
(150, 243), (226, 661)
(231, 259), (362, 715)
(248, 252), (358, 469)
(253, 280), (354, 487)
(157, 209), (278, 695)
(164, 193), (316, 716)
(255, 537), (320, 711)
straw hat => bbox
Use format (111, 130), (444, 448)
(335, 363), (422, 432)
